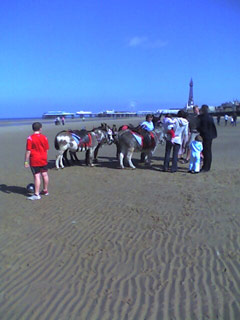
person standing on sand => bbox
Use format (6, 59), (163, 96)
(163, 110), (189, 173)
(183, 105), (200, 163)
(188, 135), (203, 174)
(232, 113), (237, 126)
(24, 122), (49, 200)
(224, 114), (228, 126)
(197, 105), (217, 172)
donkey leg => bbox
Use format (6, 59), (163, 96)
(94, 144), (100, 163)
(85, 149), (95, 167)
(85, 149), (89, 166)
(59, 155), (65, 169)
(56, 150), (65, 169)
(145, 148), (155, 165)
(69, 151), (79, 165)
(119, 152), (125, 169)
(140, 152), (146, 163)
(63, 150), (71, 166)
(56, 155), (60, 169)
(73, 152), (80, 162)
(116, 143), (120, 160)
(56, 154), (64, 169)
(69, 151), (75, 163)
(127, 150), (136, 169)
(88, 148), (95, 167)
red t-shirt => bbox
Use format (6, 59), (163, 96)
(26, 133), (49, 167)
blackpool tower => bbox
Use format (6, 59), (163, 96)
(187, 78), (194, 108)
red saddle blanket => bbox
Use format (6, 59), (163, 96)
(78, 133), (92, 148)
(131, 131), (155, 149)
(71, 131), (92, 148)
(120, 126), (155, 149)
(143, 132), (155, 149)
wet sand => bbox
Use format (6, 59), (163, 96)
(0, 118), (239, 319)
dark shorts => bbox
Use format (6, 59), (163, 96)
(31, 165), (48, 174)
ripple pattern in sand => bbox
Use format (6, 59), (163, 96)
(1, 169), (240, 320)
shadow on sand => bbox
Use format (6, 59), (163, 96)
(0, 184), (27, 195)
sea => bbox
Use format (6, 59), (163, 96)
(0, 117), (53, 127)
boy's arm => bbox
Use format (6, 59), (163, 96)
(24, 150), (31, 168)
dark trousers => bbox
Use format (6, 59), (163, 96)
(202, 139), (212, 171)
(163, 141), (180, 172)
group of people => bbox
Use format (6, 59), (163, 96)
(55, 116), (65, 125)
(24, 106), (217, 200)
(162, 105), (217, 173)
(140, 105), (217, 174)
(217, 113), (237, 126)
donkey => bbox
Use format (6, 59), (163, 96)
(92, 123), (114, 162)
(64, 123), (114, 165)
(54, 124), (113, 169)
(116, 124), (164, 169)
(112, 114), (163, 165)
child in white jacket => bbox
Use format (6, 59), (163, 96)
(189, 135), (203, 173)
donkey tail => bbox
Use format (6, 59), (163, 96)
(54, 135), (60, 150)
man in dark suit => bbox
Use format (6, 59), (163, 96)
(197, 105), (217, 172)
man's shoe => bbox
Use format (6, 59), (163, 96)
(200, 169), (209, 173)
(27, 194), (41, 200)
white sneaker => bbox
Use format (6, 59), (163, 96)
(27, 194), (41, 200)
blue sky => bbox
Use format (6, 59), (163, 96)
(0, 0), (239, 118)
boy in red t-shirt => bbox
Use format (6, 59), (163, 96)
(24, 122), (49, 200)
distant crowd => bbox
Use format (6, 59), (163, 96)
(217, 113), (238, 126)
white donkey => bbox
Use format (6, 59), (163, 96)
(55, 124), (113, 169)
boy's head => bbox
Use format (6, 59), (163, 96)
(32, 122), (42, 132)
(195, 135), (203, 142)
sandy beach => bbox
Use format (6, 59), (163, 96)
(0, 118), (239, 320)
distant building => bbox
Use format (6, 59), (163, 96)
(42, 111), (75, 119)
(216, 100), (240, 113)
(138, 110), (155, 115)
(185, 78), (195, 111)
(157, 108), (180, 115)
(75, 111), (94, 118)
